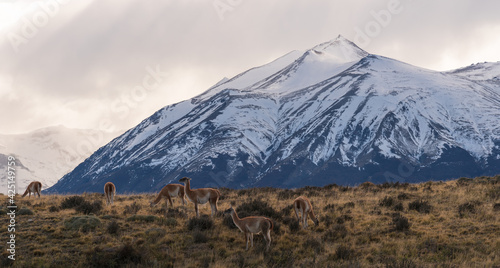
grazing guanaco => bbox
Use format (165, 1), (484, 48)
(293, 196), (319, 229)
(150, 183), (186, 208)
(224, 206), (273, 252)
(104, 182), (116, 206)
(178, 177), (220, 217)
(22, 181), (42, 198)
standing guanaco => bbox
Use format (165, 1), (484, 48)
(224, 206), (273, 251)
(178, 177), (220, 217)
(104, 182), (116, 206)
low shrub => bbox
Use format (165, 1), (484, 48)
(277, 189), (295, 200)
(159, 217), (178, 227)
(165, 208), (187, 218)
(323, 203), (335, 212)
(64, 215), (101, 232)
(187, 216), (214, 231)
(458, 201), (482, 218)
(303, 237), (324, 254)
(236, 199), (282, 221)
(126, 215), (158, 223)
(456, 177), (473, 186)
(115, 243), (142, 265)
(145, 228), (166, 243)
(486, 186), (500, 200)
(408, 200), (432, 214)
(393, 202), (404, 212)
(392, 213), (410, 232)
(343, 202), (355, 209)
(282, 216), (300, 233)
(320, 214), (334, 228)
(322, 223), (348, 242)
(107, 220), (120, 235)
(379, 196), (395, 207)
(192, 230), (209, 243)
(334, 244), (354, 260)
(397, 193), (411, 200)
(49, 205), (60, 212)
(17, 207), (34, 215)
(61, 196), (85, 209)
(76, 200), (103, 215)
(88, 244), (143, 267)
(123, 201), (141, 215)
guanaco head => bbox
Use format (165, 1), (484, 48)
(223, 206), (235, 215)
(149, 201), (156, 208)
(313, 217), (320, 226)
(178, 177), (191, 184)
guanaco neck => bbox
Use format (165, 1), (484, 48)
(309, 208), (317, 219)
(184, 180), (193, 194)
(230, 209), (242, 225)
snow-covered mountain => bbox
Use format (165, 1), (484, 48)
(0, 126), (122, 193)
(47, 36), (500, 193)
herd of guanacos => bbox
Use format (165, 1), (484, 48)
(22, 177), (319, 252)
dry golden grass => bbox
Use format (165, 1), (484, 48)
(1, 176), (499, 267)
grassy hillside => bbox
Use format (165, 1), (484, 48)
(1, 176), (499, 267)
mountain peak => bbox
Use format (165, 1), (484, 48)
(308, 35), (369, 63)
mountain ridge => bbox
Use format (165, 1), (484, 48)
(46, 36), (500, 193)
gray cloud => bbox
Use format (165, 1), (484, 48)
(1, 0), (499, 134)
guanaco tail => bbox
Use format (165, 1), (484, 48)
(178, 177), (220, 217)
(293, 196), (319, 229)
(104, 182), (116, 206)
(224, 206), (273, 252)
(22, 181), (42, 198)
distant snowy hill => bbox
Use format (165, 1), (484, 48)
(0, 126), (122, 193)
(448, 61), (500, 81)
(47, 36), (500, 193)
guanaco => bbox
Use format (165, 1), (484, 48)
(150, 183), (186, 208)
(22, 181), (42, 198)
(225, 206), (273, 251)
(293, 196), (319, 228)
(178, 177), (220, 217)
(104, 182), (116, 206)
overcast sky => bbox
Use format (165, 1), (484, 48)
(1, 0), (499, 134)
